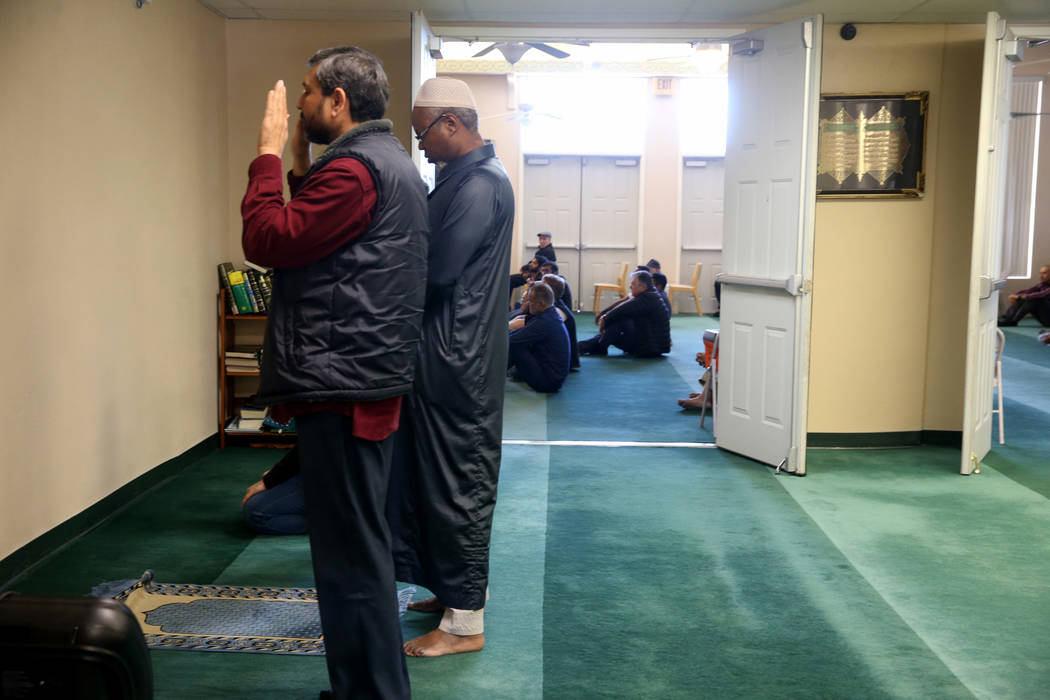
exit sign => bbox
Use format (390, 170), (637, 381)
(653, 77), (676, 95)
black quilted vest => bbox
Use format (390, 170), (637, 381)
(257, 121), (429, 404)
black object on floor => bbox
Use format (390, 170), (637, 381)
(0, 592), (153, 699)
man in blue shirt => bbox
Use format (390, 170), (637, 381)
(508, 282), (571, 392)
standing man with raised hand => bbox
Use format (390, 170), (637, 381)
(241, 46), (428, 699)
(391, 77), (515, 658)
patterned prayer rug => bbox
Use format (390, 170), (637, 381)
(99, 571), (414, 655)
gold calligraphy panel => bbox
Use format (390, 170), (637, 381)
(816, 93), (927, 198)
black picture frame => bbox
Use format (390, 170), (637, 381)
(816, 92), (928, 198)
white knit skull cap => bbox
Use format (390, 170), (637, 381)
(414, 77), (478, 110)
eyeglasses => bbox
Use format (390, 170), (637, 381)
(415, 113), (449, 143)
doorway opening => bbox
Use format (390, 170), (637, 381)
(434, 40), (729, 312)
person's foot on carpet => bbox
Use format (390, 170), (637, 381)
(406, 596), (445, 613)
(677, 396), (707, 410)
(403, 629), (484, 657)
(997, 317), (1018, 327)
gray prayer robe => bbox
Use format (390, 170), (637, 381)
(391, 143), (515, 611)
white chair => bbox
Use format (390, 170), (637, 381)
(993, 328), (1005, 445)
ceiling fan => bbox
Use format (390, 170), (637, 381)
(472, 41), (574, 64)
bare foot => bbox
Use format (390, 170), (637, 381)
(406, 596), (445, 613)
(403, 628), (484, 657)
(677, 396), (707, 409)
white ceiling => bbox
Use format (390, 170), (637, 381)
(197, 0), (1050, 26)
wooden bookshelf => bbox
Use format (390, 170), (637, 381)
(217, 289), (295, 448)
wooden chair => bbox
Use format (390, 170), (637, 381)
(592, 262), (629, 315)
(668, 262), (703, 315)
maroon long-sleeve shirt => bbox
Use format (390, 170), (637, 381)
(241, 153), (401, 441)
(1017, 280), (1050, 300)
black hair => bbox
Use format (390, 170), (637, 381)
(308, 46), (389, 121)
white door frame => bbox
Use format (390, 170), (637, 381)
(410, 11), (438, 189)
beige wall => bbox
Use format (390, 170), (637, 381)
(808, 24), (984, 433)
(0, 0), (228, 560)
(642, 84), (682, 280)
(223, 20), (412, 259)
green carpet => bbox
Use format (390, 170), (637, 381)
(4, 312), (1049, 699)
(542, 446), (972, 699)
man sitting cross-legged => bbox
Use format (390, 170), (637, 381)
(541, 273), (580, 370)
(507, 281), (571, 392)
(579, 270), (670, 358)
(999, 264), (1050, 327)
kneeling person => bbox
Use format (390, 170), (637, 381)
(507, 282), (571, 392)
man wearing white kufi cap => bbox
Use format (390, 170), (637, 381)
(389, 77), (515, 657)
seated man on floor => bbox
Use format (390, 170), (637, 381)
(509, 283), (532, 327)
(579, 270), (670, 358)
(652, 272), (671, 315)
(999, 264), (1050, 327)
(542, 273), (580, 371)
(539, 260), (573, 310)
(507, 281), (571, 392)
(241, 445), (306, 535)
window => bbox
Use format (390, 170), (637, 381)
(677, 76), (728, 157)
(517, 74), (647, 155)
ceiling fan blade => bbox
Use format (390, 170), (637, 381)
(528, 42), (570, 59)
(472, 43), (500, 58)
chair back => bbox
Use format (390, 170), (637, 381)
(689, 262), (703, 287)
(617, 262), (629, 291)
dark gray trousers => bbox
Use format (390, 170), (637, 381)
(297, 412), (410, 700)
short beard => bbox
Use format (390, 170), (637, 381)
(302, 116), (332, 145)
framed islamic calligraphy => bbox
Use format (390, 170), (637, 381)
(816, 92), (928, 198)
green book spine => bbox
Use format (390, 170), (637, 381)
(227, 270), (254, 314)
(217, 262), (238, 315)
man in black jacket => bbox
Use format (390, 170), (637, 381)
(541, 274), (580, 370)
(535, 231), (557, 261)
(579, 270), (670, 357)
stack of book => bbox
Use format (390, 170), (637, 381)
(226, 398), (268, 433)
(225, 345), (261, 373)
(218, 261), (273, 315)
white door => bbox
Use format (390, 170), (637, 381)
(716, 16), (822, 475)
(522, 155), (583, 300)
(580, 156), (640, 302)
(410, 11), (437, 190)
(680, 157), (725, 313)
(961, 12), (1018, 475)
